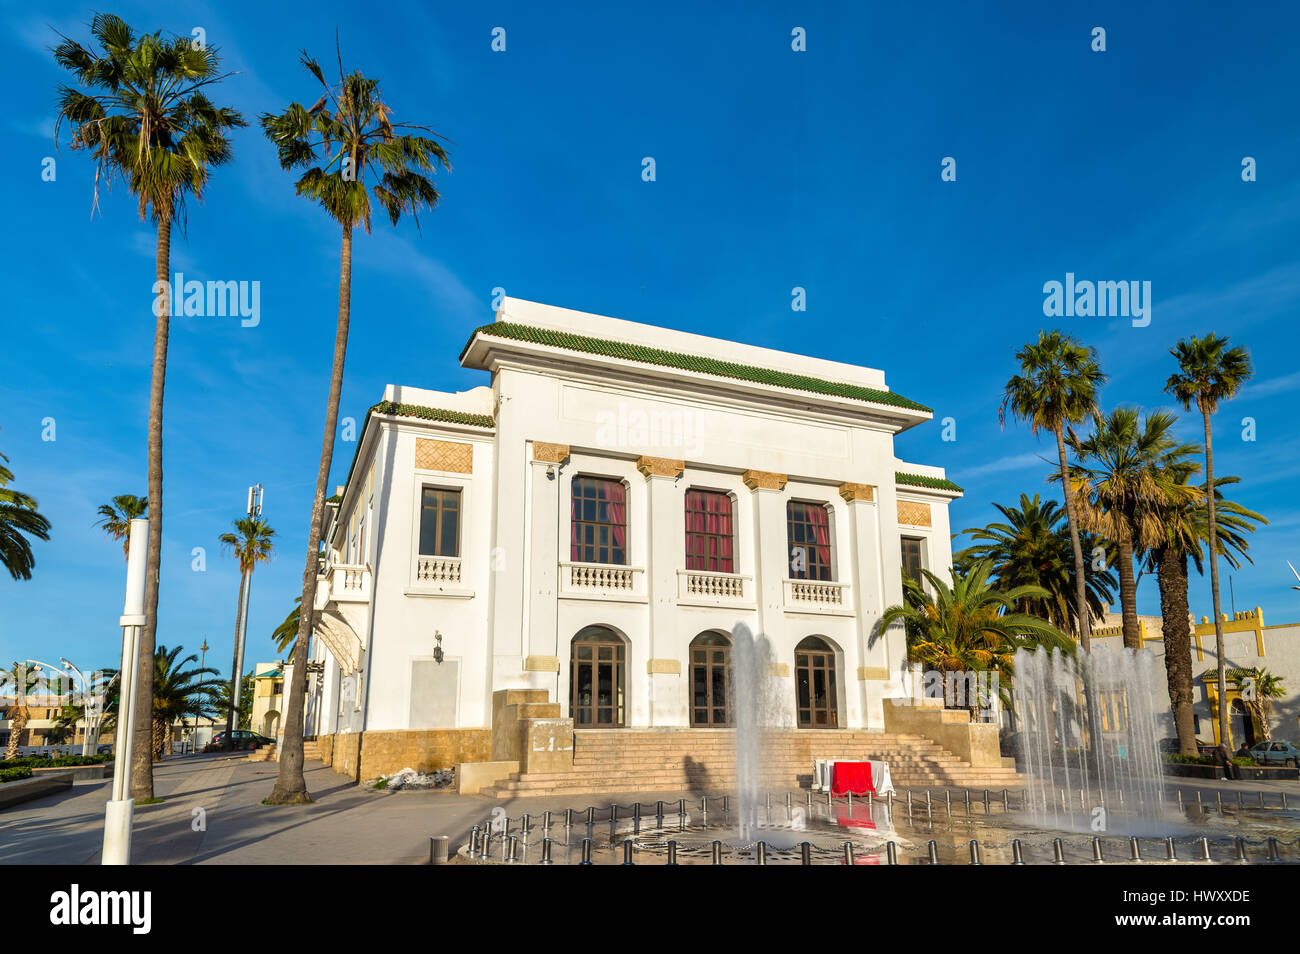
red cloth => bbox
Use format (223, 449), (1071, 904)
(831, 761), (873, 796)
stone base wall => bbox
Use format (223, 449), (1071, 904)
(316, 729), (492, 782)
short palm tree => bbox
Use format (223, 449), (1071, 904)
(218, 517), (275, 747)
(0, 453), (51, 581)
(1165, 333), (1253, 750)
(95, 494), (147, 560)
(1066, 407), (1200, 650)
(209, 670), (254, 731)
(151, 644), (223, 761)
(1227, 667), (1284, 744)
(1147, 468), (1264, 755)
(3, 664), (40, 760)
(957, 493), (1117, 634)
(272, 597), (302, 658)
(260, 49), (450, 804)
(55, 13), (244, 799)
(876, 561), (1074, 717)
(1000, 331), (1107, 650)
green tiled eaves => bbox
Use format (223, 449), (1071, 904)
(461, 322), (932, 414)
(371, 400), (495, 429)
(896, 471), (964, 493)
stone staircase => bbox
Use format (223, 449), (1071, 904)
(303, 739), (322, 764)
(478, 728), (1020, 797)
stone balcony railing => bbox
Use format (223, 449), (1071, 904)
(559, 561), (645, 599)
(782, 577), (851, 613)
(677, 569), (751, 604)
(415, 555), (462, 585)
(315, 562), (371, 610)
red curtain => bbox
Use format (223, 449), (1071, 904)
(603, 480), (626, 550)
(807, 504), (831, 571)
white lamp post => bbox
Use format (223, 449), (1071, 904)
(103, 517), (148, 866)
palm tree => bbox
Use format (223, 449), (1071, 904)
(151, 645), (224, 760)
(96, 494), (147, 560)
(876, 561), (1075, 718)
(2, 664), (39, 760)
(0, 453), (51, 581)
(55, 14), (245, 799)
(1000, 331), (1107, 651)
(1066, 407), (1200, 650)
(1227, 667), (1285, 744)
(1165, 333), (1253, 749)
(260, 49), (450, 804)
(957, 493), (1117, 634)
(272, 597), (302, 658)
(218, 517), (276, 748)
(210, 670), (254, 732)
(1147, 469), (1265, 755)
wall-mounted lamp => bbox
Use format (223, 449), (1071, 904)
(546, 465), (556, 480)
(433, 631), (444, 665)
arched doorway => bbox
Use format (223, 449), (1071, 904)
(690, 631), (732, 727)
(1230, 698), (1256, 748)
(262, 711), (280, 737)
(795, 636), (838, 728)
(570, 626), (626, 727)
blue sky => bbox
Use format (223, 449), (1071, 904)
(1, 0), (1297, 676)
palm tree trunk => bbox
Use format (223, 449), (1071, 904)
(1116, 528), (1140, 650)
(224, 569), (248, 748)
(132, 214), (171, 800)
(269, 223), (354, 804)
(1202, 409), (1230, 747)
(1055, 427), (1091, 651)
(1155, 545), (1198, 755)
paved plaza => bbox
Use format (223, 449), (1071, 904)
(3, 754), (1297, 865)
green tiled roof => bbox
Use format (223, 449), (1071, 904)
(462, 322), (932, 414)
(896, 471), (964, 493)
(371, 400), (495, 429)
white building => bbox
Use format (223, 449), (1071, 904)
(304, 298), (973, 782)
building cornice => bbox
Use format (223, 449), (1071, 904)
(895, 471), (963, 497)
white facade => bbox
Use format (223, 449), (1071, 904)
(304, 298), (962, 740)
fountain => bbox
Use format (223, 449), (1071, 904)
(730, 622), (774, 843)
(1013, 645), (1168, 833)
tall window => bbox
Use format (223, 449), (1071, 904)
(786, 501), (832, 581)
(685, 490), (734, 573)
(419, 488), (461, 557)
(571, 476), (627, 565)
(901, 537), (924, 583)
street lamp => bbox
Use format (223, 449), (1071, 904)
(195, 639), (209, 754)
(24, 659), (70, 755)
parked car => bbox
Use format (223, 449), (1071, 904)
(203, 730), (274, 752)
(1247, 740), (1300, 767)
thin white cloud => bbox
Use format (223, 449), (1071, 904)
(953, 451), (1051, 480)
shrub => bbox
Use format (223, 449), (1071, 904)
(0, 767), (34, 783)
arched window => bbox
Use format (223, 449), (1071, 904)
(794, 636), (838, 728)
(570, 626), (626, 727)
(690, 631), (732, 726)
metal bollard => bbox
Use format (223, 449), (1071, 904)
(1216, 792), (1222, 813)
(969, 840), (982, 865)
(634, 802), (641, 821)
(1196, 790), (1203, 807)
(679, 798), (686, 817)
(1092, 836), (1104, 863)
(1236, 791), (1243, 812)
(666, 840), (678, 866)
(786, 792), (793, 811)
(712, 840), (724, 865)
(1011, 839), (1025, 865)
(945, 790), (952, 817)
(610, 803), (618, 823)
(766, 791), (772, 811)
(964, 789), (971, 816)
(1165, 836), (1177, 861)
(1282, 792), (1288, 810)
(886, 841), (898, 865)
(800, 842), (812, 866)
(507, 835), (518, 863)
(1199, 836), (1211, 861)
(1258, 791), (1265, 809)
(757, 841), (768, 866)
(806, 790), (813, 811)
(1130, 836), (1142, 862)
(430, 835), (449, 865)
(565, 808), (573, 828)
(927, 840), (940, 865)
(479, 828), (492, 860)
(722, 795), (729, 814)
(622, 839), (635, 865)
(1267, 837), (1280, 861)
(1234, 837), (1247, 862)
(846, 792), (853, 812)
(586, 806), (595, 826)
(1053, 838), (1065, 864)
(701, 795), (708, 815)
(580, 837), (593, 865)
(1177, 790), (1184, 811)
(656, 800), (664, 818)
(983, 789), (990, 815)
(1003, 788), (1010, 812)
(543, 810), (552, 830)
(867, 792), (874, 814)
(907, 791), (913, 817)
(540, 837), (553, 865)
(843, 842), (856, 866)
(467, 826), (480, 857)
(827, 791), (833, 810)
